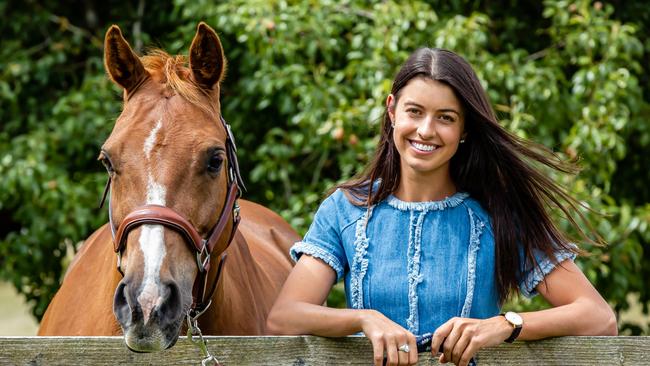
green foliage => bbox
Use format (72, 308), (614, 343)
(1, 0), (648, 334)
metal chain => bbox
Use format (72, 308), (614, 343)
(186, 312), (222, 366)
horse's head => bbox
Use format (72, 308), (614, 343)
(101, 23), (234, 352)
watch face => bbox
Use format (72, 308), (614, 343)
(505, 311), (523, 326)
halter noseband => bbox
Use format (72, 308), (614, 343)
(100, 116), (245, 317)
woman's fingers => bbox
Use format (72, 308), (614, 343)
(442, 318), (464, 363)
(385, 334), (399, 366)
(371, 336), (385, 366)
(451, 329), (472, 365)
(407, 332), (418, 365)
(430, 318), (453, 357)
(459, 339), (480, 366)
(435, 317), (489, 365)
(397, 342), (409, 365)
(393, 331), (418, 366)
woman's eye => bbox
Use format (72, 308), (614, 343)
(207, 154), (224, 174)
(438, 114), (454, 122)
(406, 108), (421, 116)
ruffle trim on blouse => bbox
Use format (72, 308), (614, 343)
(520, 247), (578, 298)
(387, 192), (470, 211)
(350, 206), (374, 309)
(405, 210), (426, 334)
(290, 242), (345, 281)
(460, 208), (485, 317)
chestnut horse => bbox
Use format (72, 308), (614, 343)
(38, 23), (299, 352)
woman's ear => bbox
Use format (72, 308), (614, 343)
(386, 94), (396, 124)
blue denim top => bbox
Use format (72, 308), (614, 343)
(290, 189), (576, 335)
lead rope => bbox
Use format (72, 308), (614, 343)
(186, 252), (228, 365)
(186, 309), (221, 366)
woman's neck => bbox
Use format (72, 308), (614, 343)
(394, 168), (457, 202)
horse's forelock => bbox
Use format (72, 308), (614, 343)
(140, 49), (218, 118)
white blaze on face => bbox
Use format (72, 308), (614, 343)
(143, 119), (163, 159)
(137, 118), (167, 324)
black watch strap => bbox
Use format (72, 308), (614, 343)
(504, 325), (522, 343)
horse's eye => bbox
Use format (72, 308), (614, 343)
(99, 155), (115, 175)
(207, 154), (224, 175)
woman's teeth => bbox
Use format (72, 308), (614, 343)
(411, 141), (437, 152)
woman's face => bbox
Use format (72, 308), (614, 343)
(388, 77), (465, 181)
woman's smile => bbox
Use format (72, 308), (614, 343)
(409, 139), (440, 153)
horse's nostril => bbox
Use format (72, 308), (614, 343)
(113, 281), (133, 326)
(157, 282), (182, 324)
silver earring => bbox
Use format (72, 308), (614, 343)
(460, 139), (466, 144)
(391, 121), (395, 128)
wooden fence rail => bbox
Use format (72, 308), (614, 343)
(1, 336), (648, 365)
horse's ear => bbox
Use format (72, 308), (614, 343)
(104, 25), (148, 93)
(189, 22), (226, 90)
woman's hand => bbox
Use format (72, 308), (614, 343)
(430, 316), (511, 366)
(359, 309), (418, 366)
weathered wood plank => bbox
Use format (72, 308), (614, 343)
(0, 336), (648, 365)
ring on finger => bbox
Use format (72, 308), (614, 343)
(398, 344), (410, 353)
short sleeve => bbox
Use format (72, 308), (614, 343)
(519, 246), (578, 298)
(290, 193), (347, 281)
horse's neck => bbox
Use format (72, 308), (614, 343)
(199, 232), (272, 335)
(39, 225), (123, 335)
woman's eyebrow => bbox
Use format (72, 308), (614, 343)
(438, 108), (461, 116)
(403, 101), (425, 108)
(404, 101), (461, 116)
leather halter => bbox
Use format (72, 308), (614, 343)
(100, 116), (245, 317)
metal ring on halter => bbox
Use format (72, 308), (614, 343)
(188, 300), (212, 322)
(398, 344), (410, 353)
(195, 241), (210, 271)
(233, 202), (240, 218)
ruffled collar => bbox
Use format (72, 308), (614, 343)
(386, 191), (469, 211)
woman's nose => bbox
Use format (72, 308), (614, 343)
(417, 118), (436, 140)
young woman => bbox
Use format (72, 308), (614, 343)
(266, 48), (617, 366)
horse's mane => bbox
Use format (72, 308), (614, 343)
(140, 49), (218, 117)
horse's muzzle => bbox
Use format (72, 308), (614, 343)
(113, 279), (185, 352)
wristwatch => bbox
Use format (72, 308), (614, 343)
(501, 311), (523, 343)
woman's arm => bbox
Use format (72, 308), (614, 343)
(266, 255), (360, 336)
(518, 259), (617, 338)
(430, 259), (617, 366)
(266, 255), (419, 366)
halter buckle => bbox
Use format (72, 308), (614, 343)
(196, 241), (210, 272)
(233, 201), (240, 220)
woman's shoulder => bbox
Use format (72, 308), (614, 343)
(324, 188), (364, 209)
(317, 188), (367, 228)
(460, 194), (487, 214)
(460, 194), (494, 235)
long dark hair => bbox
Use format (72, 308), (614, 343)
(338, 48), (597, 302)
